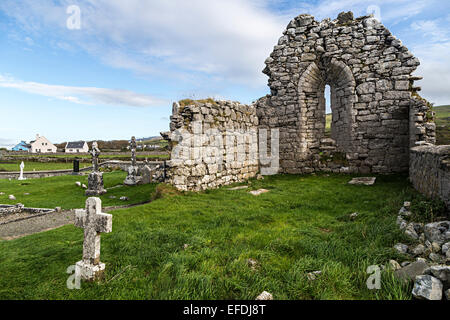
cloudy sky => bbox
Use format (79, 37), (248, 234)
(0, 0), (449, 148)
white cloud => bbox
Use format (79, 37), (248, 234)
(413, 42), (450, 106)
(411, 20), (449, 42)
(282, 0), (430, 23)
(0, 0), (448, 105)
(0, 138), (16, 149)
(0, 75), (166, 107)
(0, 0), (285, 87)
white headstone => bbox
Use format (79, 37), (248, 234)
(18, 161), (26, 181)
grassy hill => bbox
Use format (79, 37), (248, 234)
(434, 105), (450, 145)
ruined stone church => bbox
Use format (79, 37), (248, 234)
(163, 12), (448, 208)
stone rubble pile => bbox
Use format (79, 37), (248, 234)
(392, 201), (450, 300)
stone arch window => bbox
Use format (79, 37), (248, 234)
(297, 59), (356, 156)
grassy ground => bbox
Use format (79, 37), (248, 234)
(0, 173), (427, 300)
(434, 105), (450, 145)
(0, 171), (156, 209)
(0, 161), (90, 172)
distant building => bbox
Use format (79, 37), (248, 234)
(65, 141), (89, 153)
(29, 134), (57, 153)
(12, 141), (30, 152)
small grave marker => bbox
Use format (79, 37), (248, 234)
(74, 197), (112, 281)
(124, 136), (141, 186)
(85, 142), (107, 196)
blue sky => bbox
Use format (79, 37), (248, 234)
(0, 0), (449, 148)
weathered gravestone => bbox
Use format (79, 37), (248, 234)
(75, 197), (112, 281)
(124, 136), (141, 186)
(140, 165), (153, 184)
(72, 158), (80, 175)
(86, 142), (107, 196)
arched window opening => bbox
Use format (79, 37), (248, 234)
(324, 84), (331, 138)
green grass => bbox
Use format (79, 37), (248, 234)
(0, 171), (156, 209)
(0, 173), (424, 300)
(0, 161), (90, 172)
(178, 98), (218, 107)
(434, 105), (450, 145)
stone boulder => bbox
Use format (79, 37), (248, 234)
(424, 221), (450, 245)
(394, 243), (408, 254)
(424, 265), (450, 286)
(394, 260), (429, 281)
(412, 275), (443, 300)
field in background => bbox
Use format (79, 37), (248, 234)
(0, 171), (156, 209)
(325, 114), (332, 137)
(434, 105), (450, 145)
(0, 161), (90, 172)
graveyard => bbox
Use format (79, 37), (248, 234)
(1, 172), (441, 300)
(0, 171), (156, 210)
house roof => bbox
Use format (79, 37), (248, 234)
(66, 141), (86, 149)
(12, 141), (30, 150)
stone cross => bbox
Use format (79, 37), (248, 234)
(90, 141), (100, 172)
(74, 197), (112, 281)
(18, 161), (26, 181)
(130, 136), (137, 167)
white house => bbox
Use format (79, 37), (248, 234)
(65, 141), (89, 153)
(30, 134), (57, 153)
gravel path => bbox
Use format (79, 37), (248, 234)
(0, 210), (75, 240)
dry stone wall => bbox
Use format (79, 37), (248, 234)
(165, 101), (259, 191)
(410, 145), (450, 210)
(257, 12), (435, 174)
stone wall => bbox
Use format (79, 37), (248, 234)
(257, 12), (435, 174)
(165, 100), (259, 191)
(410, 145), (450, 210)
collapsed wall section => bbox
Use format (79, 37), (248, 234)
(165, 100), (259, 191)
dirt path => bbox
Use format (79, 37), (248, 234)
(0, 202), (149, 240)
